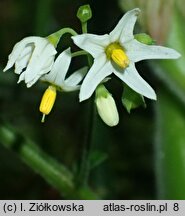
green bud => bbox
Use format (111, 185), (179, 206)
(134, 33), (156, 45)
(77, 4), (92, 23)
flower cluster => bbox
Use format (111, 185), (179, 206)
(3, 7), (180, 126)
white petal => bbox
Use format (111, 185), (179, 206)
(15, 45), (33, 74)
(3, 36), (57, 87)
(18, 67), (49, 86)
(72, 34), (110, 58)
(3, 36), (47, 72)
(109, 8), (140, 43)
(24, 40), (56, 86)
(65, 66), (88, 86)
(42, 48), (71, 86)
(40, 55), (55, 72)
(80, 56), (112, 101)
(3, 37), (33, 72)
(17, 72), (25, 83)
(113, 63), (156, 100)
(60, 85), (80, 92)
(125, 39), (181, 62)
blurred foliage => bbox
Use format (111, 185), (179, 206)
(120, 0), (185, 199)
(0, 0), (185, 200)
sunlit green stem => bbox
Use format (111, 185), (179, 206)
(76, 19), (94, 188)
(155, 89), (185, 199)
(0, 122), (98, 199)
(47, 28), (78, 47)
(80, 21), (93, 67)
(77, 98), (95, 187)
(82, 22), (87, 33)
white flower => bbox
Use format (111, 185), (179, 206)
(72, 8), (181, 102)
(95, 84), (119, 127)
(3, 36), (57, 87)
(41, 48), (87, 91)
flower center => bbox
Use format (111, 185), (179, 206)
(105, 43), (129, 69)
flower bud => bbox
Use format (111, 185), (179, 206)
(39, 86), (57, 122)
(95, 85), (119, 127)
(77, 4), (92, 23)
(134, 33), (156, 45)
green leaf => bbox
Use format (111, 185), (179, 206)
(155, 89), (185, 199)
(122, 85), (146, 113)
(89, 150), (108, 169)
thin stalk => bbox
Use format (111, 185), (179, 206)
(71, 50), (88, 58)
(81, 21), (93, 66)
(47, 28), (78, 46)
(52, 27), (78, 37)
(77, 97), (95, 187)
(82, 22), (87, 33)
(76, 20), (95, 188)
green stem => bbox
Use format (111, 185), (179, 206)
(77, 97), (95, 189)
(47, 27), (78, 47)
(71, 50), (88, 58)
(0, 122), (97, 199)
(82, 22), (87, 33)
(81, 21), (93, 66)
(76, 19), (95, 188)
(155, 89), (185, 199)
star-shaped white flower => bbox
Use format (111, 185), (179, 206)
(72, 8), (181, 102)
(41, 48), (87, 91)
(3, 36), (57, 87)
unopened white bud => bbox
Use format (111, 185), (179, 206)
(95, 85), (119, 127)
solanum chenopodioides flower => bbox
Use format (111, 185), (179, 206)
(39, 48), (87, 122)
(3, 33), (87, 122)
(72, 8), (181, 102)
(3, 36), (57, 87)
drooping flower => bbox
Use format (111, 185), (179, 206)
(95, 84), (119, 127)
(39, 48), (87, 122)
(41, 48), (87, 91)
(3, 36), (57, 87)
(72, 8), (181, 102)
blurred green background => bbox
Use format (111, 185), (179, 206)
(0, 0), (185, 199)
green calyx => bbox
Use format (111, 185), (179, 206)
(134, 33), (156, 45)
(95, 84), (109, 99)
(77, 4), (92, 23)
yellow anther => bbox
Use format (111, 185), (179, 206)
(39, 85), (57, 123)
(105, 42), (130, 69)
(111, 49), (129, 69)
